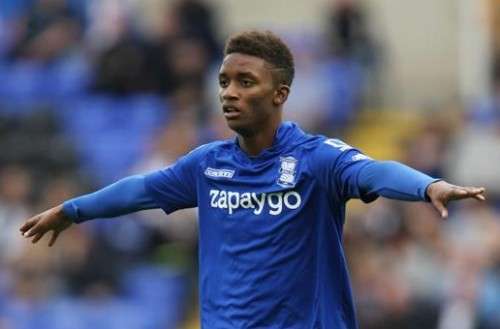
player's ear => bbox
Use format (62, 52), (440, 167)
(273, 84), (290, 106)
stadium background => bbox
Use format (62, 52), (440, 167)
(0, 0), (499, 328)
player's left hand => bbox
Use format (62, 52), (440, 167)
(426, 180), (486, 219)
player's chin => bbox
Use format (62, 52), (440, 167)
(225, 118), (251, 135)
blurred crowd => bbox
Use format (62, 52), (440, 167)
(0, 1), (498, 328)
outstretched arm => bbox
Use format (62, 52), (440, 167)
(20, 142), (208, 247)
(20, 175), (158, 246)
(358, 161), (486, 218)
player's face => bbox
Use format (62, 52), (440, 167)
(218, 53), (279, 136)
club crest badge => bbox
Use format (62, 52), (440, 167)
(277, 156), (298, 188)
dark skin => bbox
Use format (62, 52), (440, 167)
(20, 52), (486, 246)
(218, 53), (290, 156)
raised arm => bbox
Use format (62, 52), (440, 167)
(20, 175), (158, 246)
(357, 161), (486, 218)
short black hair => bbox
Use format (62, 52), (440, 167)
(224, 30), (295, 86)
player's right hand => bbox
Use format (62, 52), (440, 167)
(19, 204), (73, 247)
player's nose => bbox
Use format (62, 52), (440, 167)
(220, 82), (239, 101)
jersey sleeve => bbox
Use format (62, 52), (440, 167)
(144, 144), (210, 214)
(62, 175), (160, 223)
(357, 161), (439, 202)
(309, 138), (378, 203)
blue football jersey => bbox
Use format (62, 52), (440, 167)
(144, 122), (376, 329)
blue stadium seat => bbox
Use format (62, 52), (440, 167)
(57, 94), (168, 183)
(48, 297), (155, 329)
(322, 58), (364, 127)
(0, 61), (47, 110)
(0, 56), (90, 113)
(43, 55), (91, 100)
(3, 298), (55, 329)
(0, 0), (32, 20)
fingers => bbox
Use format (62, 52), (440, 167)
(23, 224), (41, 238)
(474, 193), (486, 201)
(25, 226), (56, 245)
(31, 231), (45, 244)
(471, 187), (486, 201)
(432, 199), (448, 219)
(463, 186), (485, 197)
(23, 225), (59, 246)
(19, 217), (38, 234)
(48, 231), (60, 247)
(20, 208), (71, 246)
(20, 216), (46, 244)
(449, 186), (486, 201)
(428, 183), (486, 219)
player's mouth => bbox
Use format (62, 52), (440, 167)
(223, 105), (242, 120)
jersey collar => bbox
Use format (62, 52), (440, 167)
(233, 121), (306, 163)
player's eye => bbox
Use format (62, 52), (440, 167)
(219, 79), (229, 88)
(241, 79), (254, 87)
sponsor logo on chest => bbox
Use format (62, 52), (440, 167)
(209, 189), (302, 216)
(205, 156), (303, 215)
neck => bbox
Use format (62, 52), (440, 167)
(237, 119), (282, 156)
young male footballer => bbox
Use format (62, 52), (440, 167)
(20, 30), (486, 329)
